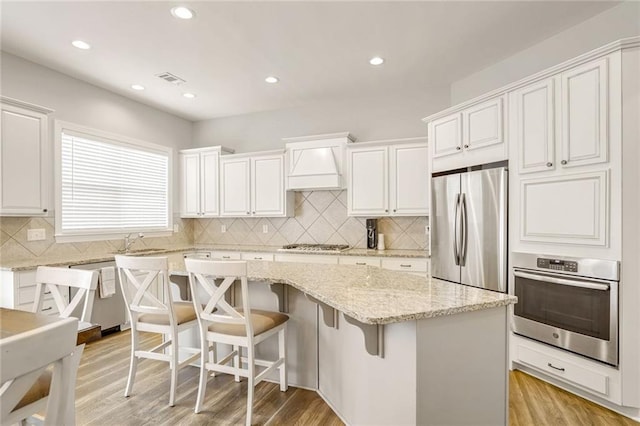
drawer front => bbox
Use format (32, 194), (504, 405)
(211, 251), (242, 260)
(18, 298), (60, 316)
(381, 258), (428, 273)
(339, 256), (381, 267)
(517, 344), (609, 396)
(274, 254), (339, 264)
(241, 252), (274, 262)
(18, 285), (64, 305)
(17, 270), (37, 288)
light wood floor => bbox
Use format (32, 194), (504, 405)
(75, 330), (638, 425)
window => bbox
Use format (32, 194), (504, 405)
(55, 122), (172, 241)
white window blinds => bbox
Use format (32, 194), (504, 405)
(60, 131), (170, 234)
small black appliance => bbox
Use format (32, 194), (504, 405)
(366, 219), (378, 249)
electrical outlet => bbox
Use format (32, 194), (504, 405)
(27, 228), (46, 241)
(221, 225), (227, 233)
(262, 224), (269, 233)
(173, 224), (179, 232)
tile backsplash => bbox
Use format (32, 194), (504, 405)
(0, 215), (193, 263)
(0, 191), (428, 263)
(194, 191), (429, 250)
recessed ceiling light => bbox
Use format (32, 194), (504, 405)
(265, 76), (279, 84)
(171, 6), (195, 19)
(131, 84), (145, 91)
(369, 56), (384, 66)
(71, 40), (91, 50)
(183, 92), (196, 99)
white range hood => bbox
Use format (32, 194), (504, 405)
(284, 132), (354, 191)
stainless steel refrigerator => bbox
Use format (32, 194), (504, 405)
(431, 166), (508, 292)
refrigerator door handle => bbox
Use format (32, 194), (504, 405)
(460, 193), (468, 266)
(453, 193), (461, 266)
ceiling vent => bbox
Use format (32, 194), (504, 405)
(155, 72), (186, 85)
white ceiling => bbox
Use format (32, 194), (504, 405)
(1, 1), (619, 122)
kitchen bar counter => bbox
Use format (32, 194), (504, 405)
(0, 245), (428, 271)
(169, 255), (514, 325)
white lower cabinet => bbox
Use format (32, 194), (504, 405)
(0, 269), (68, 315)
(511, 334), (621, 405)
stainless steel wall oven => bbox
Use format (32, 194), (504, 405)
(512, 253), (619, 366)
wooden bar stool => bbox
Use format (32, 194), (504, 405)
(185, 258), (289, 426)
(115, 255), (200, 406)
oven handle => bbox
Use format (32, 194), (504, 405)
(513, 270), (610, 291)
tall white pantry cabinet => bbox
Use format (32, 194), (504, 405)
(423, 37), (640, 420)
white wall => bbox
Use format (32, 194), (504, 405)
(192, 88), (449, 152)
(451, 1), (640, 104)
(1, 52), (193, 209)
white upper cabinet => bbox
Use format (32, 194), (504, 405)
(220, 151), (293, 217)
(348, 145), (388, 216)
(511, 56), (611, 176)
(0, 98), (53, 216)
(426, 95), (506, 172)
(348, 139), (429, 217)
(560, 57), (609, 168)
(180, 146), (229, 218)
(510, 78), (556, 174)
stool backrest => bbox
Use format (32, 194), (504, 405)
(115, 255), (175, 323)
(184, 259), (252, 337)
(33, 266), (98, 323)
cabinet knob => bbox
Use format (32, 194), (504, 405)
(42, 209), (48, 213)
(561, 160), (568, 165)
(385, 209), (388, 212)
(456, 146), (462, 151)
(252, 211), (256, 214)
(393, 209), (397, 212)
(247, 212), (250, 215)
(464, 144), (469, 149)
(546, 162), (553, 167)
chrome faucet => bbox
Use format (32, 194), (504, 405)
(124, 232), (144, 252)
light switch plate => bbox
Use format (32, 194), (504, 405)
(221, 225), (227, 233)
(27, 228), (46, 241)
(173, 224), (179, 232)
(262, 224), (269, 233)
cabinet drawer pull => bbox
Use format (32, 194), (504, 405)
(400, 264), (412, 268)
(42, 306), (53, 312)
(561, 160), (568, 165)
(44, 291), (51, 295)
(547, 363), (565, 372)
(546, 162), (553, 167)
(254, 257), (263, 260)
(456, 146), (462, 151)
(43, 209), (48, 213)
(222, 256), (231, 259)
(464, 144), (469, 148)
(355, 262), (366, 266)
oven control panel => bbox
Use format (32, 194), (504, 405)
(537, 258), (578, 273)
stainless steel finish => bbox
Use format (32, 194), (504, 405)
(279, 244), (350, 253)
(513, 270), (610, 291)
(431, 173), (461, 283)
(547, 363), (565, 372)
(561, 159), (568, 165)
(511, 252), (619, 281)
(459, 167), (508, 292)
(453, 193), (461, 266)
(546, 162), (553, 167)
(460, 193), (468, 267)
(512, 252), (619, 366)
(123, 232), (144, 252)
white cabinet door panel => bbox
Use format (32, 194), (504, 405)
(561, 57), (608, 168)
(348, 147), (388, 216)
(180, 153), (200, 217)
(429, 113), (462, 159)
(512, 79), (556, 174)
(200, 150), (219, 216)
(390, 144), (429, 215)
(463, 97), (503, 151)
(220, 158), (250, 216)
(252, 155), (284, 216)
(1, 105), (48, 215)
(520, 171), (608, 246)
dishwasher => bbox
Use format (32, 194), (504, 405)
(69, 261), (129, 334)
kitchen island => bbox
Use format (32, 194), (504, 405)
(167, 254), (517, 426)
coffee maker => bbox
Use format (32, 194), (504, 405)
(366, 219), (378, 249)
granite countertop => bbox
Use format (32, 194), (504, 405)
(170, 254), (516, 325)
(1, 245), (428, 271)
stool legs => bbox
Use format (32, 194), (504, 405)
(125, 326), (139, 397)
(278, 328), (288, 392)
